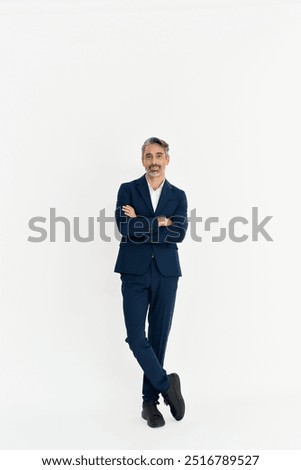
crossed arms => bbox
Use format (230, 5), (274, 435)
(115, 183), (188, 244)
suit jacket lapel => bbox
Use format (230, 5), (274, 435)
(136, 174), (155, 215)
(155, 178), (173, 216)
(136, 174), (174, 216)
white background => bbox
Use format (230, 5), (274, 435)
(0, 0), (301, 450)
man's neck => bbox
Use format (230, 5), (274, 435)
(145, 174), (165, 190)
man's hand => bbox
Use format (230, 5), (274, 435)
(157, 216), (173, 227)
(122, 205), (137, 218)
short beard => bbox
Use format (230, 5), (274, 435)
(148, 166), (161, 177)
(149, 171), (160, 177)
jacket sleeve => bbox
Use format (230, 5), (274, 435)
(115, 183), (159, 237)
(156, 190), (188, 244)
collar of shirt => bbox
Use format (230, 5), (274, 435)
(145, 174), (165, 212)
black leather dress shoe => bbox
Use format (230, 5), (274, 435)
(142, 402), (165, 428)
(162, 373), (185, 421)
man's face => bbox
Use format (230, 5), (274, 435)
(141, 143), (169, 178)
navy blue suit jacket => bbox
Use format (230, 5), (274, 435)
(114, 174), (188, 276)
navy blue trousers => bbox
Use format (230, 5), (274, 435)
(120, 257), (179, 404)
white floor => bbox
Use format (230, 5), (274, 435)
(1, 392), (300, 450)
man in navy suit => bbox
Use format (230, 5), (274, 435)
(114, 137), (188, 428)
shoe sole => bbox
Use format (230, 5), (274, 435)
(169, 373), (185, 420)
(141, 411), (165, 428)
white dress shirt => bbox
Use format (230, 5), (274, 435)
(145, 175), (165, 212)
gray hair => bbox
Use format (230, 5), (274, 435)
(141, 137), (169, 156)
